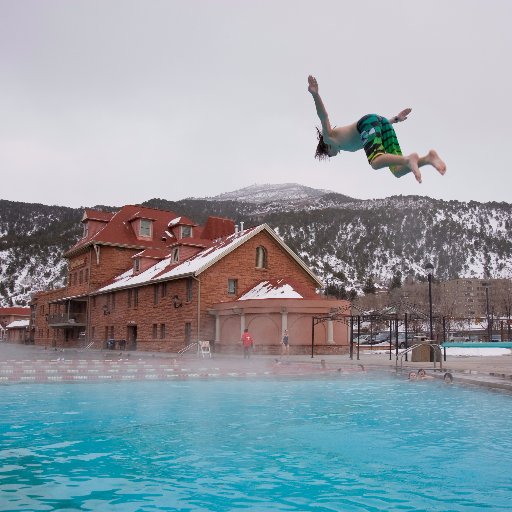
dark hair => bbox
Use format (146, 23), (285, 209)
(314, 127), (330, 160)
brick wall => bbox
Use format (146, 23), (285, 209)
(30, 229), (324, 353)
(198, 230), (319, 340)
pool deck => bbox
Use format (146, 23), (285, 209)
(1, 343), (512, 392)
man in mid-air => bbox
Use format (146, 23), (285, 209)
(307, 75), (446, 183)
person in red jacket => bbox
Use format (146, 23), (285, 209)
(241, 328), (254, 359)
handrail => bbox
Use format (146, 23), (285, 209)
(79, 341), (95, 352)
(396, 343), (443, 373)
(177, 341), (199, 357)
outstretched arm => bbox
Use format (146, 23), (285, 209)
(389, 108), (412, 124)
(308, 75), (333, 135)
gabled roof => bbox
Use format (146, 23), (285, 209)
(6, 319), (29, 329)
(94, 224), (323, 294)
(238, 279), (307, 300)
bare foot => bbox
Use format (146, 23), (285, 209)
(426, 149), (446, 175)
(407, 153), (422, 183)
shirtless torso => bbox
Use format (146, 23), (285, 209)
(326, 122), (364, 153)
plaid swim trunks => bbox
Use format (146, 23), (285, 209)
(356, 114), (409, 177)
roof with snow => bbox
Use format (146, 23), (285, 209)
(94, 224), (322, 294)
(238, 279), (304, 300)
(6, 319), (29, 329)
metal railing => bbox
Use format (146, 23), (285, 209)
(396, 343), (443, 373)
(47, 313), (86, 326)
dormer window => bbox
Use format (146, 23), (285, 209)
(255, 246), (268, 269)
(134, 258), (141, 272)
(140, 219), (152, 238)
(171, 247), (179, 263)
(181, 225), (192, 238)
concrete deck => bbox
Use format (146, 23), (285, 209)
(1, 342), (511, 393)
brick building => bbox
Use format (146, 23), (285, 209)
(30, 205), (349, 353)
(0, 307), (31, 341)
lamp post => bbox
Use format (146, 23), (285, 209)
(482, 281), (491, 341)
(425, 263), (434, 340)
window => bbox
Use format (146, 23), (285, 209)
(255, 246), (268, 269)
(93, 296), (96, 308)
(111, 292), (116, 312)
(172, 247), (179, 263)
(83, 224), (89, 238)
(110, 326), (114, 339)
(134, 289), (139, 307)
(181, 225), (192, 238)
(160, 323), (166, 339)
(161, 282), (167, 298)
(105, 326), (109, 340)
(79, 270), (83, 284)
(140, 219), (152, 237)
(186, 278), (193, 302)
(85, 269), (89, 283)
(228, 279), (238, 295)
(134, 258), (140, 272)
(152, 323), (158, 339)
(154, 284), (159, 305)
(127, 289), (132, 307)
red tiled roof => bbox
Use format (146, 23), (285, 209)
(66, 205), (181, 256)
(133, 248), (170, 259)
(168, 215), (197, 227)
(167, 238), (208, 249)
(202, 216), (235, 240)
(0, 307), (31, 316)
(82, 209), (114, 223)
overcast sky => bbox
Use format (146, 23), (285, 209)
(1, 0), (511, 208)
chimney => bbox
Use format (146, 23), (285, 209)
(240, 221), (244, 233)
(234, 225), (239, 236)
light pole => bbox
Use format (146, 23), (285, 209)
(425, 263), (434, 340)
(482, 281), (491, 341)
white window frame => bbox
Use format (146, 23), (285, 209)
(228, 279), (238, 295)
(181, 225), (192, 238)
(140, 219), (152, 238)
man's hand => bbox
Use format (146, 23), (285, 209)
(395, 108), (412, 122)
(308, 75), (319, 95)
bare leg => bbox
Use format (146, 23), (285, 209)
(371, 153), (422, 183)
(418, 149), (446, 175)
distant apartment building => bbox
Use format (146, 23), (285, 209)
(29, 205), (349, 354)
(440, 278), (512, 319)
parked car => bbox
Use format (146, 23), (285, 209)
(352, 334), (371, 343)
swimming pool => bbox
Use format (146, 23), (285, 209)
(1, 375), (511, 511)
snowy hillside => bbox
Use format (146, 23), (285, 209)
(1, 185), (512, 306)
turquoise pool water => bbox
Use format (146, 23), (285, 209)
(1, 375), (511, 511)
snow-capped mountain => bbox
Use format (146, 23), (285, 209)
(203, 183), (336, 203)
